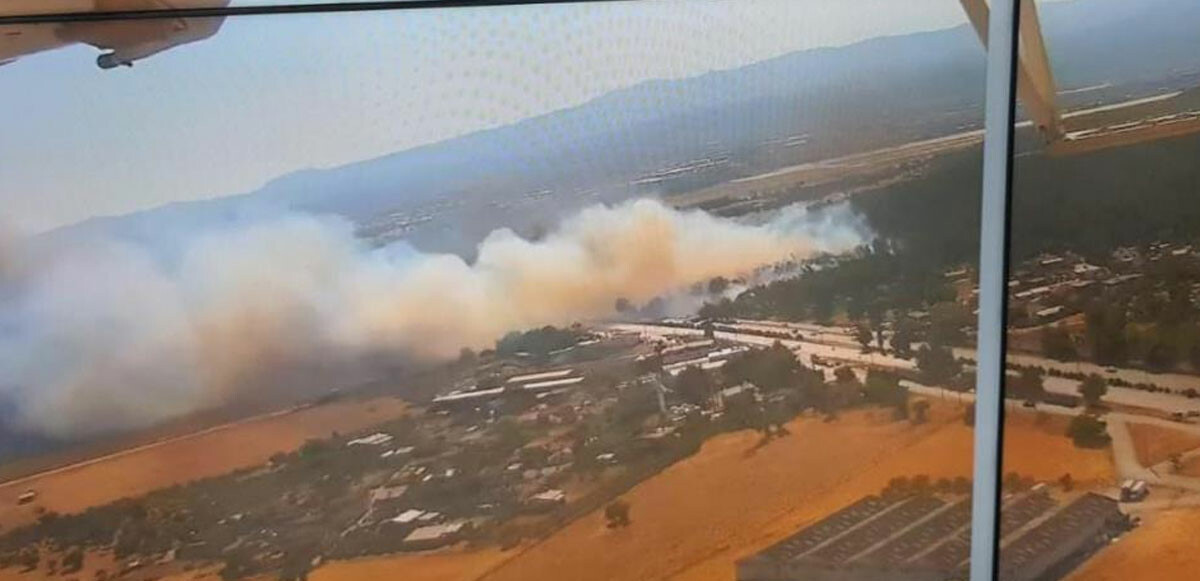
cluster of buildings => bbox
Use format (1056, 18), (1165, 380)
(662, 343), (751, 376)
(430, 367), (587, 411)
(349, 421), (577, 552)
(344, 350), (638, 552)
(947, 242), (1200, 330)
(634, 336), (752, 377)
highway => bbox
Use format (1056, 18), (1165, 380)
(611, 321), (1200, 416)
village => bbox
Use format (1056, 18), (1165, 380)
(0, 238), (1197, 581)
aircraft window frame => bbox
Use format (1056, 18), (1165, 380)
(0, 1), (1022, 580)
(0, 1), (631, 23)
(968, 0), (1019, 579)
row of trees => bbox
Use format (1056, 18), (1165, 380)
(673, 341), (931, 433)
(1008, 366), (1109, 407)
(495, 325), (586, 358)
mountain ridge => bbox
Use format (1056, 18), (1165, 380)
(45, 0), (1200, 255)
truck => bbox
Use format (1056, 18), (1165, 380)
(1120, 479), (1149, 502)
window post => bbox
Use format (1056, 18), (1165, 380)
(970, 0), (1020, 579)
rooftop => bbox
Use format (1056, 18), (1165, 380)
(523, 376), (586, 391)
(347, 433), (394, 446)
(507, 368), (575, 384)
(738, 490), (1125, 581)
(404, 521), (466, 543)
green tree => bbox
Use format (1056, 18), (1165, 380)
(833, 366), (858, 385)
(929, 302), (971, 346)
(610, 382), (660, 428)
(279, 550), (314, 581)
(635, 352), (663, 375)
(724, 389), (768, 434)
(1041, 325), (1077, 361)
(1145, 339), (1179, 372)
(1086, 303), (1129, 366)
(697, 298), (735, 320)
(854, 321), (874, 353)
(298, 438), (329, 460)
(492, 418), (531, 454)
(863, 370), (909, 418)
(674, 366), (715, 407)
(891, 319), (918, 358)
(707, 276), (730, 295)
(723, 342), (802, 392)
(1067, 415), (1111, 448)
(496, 325), (582, 357)
(1010, 367), (1046, 403)
(1078, 374), (1108, 407)
(819, 367), (861, 413)
(911, 400), (931, 424)
(953, 369), (977, 392)
(61, 547), (83, 574)
(605, 500), (632, 528)
(916, 345), (961, 385)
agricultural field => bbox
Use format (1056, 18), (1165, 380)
(1126, 422), (1200, 467)
(309, 548), (515, 581)
(0, 397), (409, 530)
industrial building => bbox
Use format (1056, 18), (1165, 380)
(736, 488), (1128, 581)
(430, 368), (585, 411)
(402, 521), (470, 550)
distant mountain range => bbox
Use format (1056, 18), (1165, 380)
(46, 0), (1200, 255)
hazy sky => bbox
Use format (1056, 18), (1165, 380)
(0, 0), (1006, 233)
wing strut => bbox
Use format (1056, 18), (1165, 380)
(959, 0), (1063, 144)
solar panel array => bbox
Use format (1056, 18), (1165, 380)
(739, 490), (1126, 581)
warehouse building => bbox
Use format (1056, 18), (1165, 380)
(737, 488), (1127, 581)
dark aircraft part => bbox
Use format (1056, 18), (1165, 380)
(96, 52), (131, 69)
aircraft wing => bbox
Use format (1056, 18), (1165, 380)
(0, 22), (70, 64)
(0, 0), (229, 69)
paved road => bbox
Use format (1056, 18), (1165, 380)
(614, 321), (1200, 415)
(1042, 376), (1200, 414)
(954, 347), (1200, 399)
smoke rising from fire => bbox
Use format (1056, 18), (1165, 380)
(0, 199), (867, 437)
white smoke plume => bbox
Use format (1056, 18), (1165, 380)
(0, 199), (868, 437)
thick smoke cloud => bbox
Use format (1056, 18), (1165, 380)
(0, 199), (867, 437)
